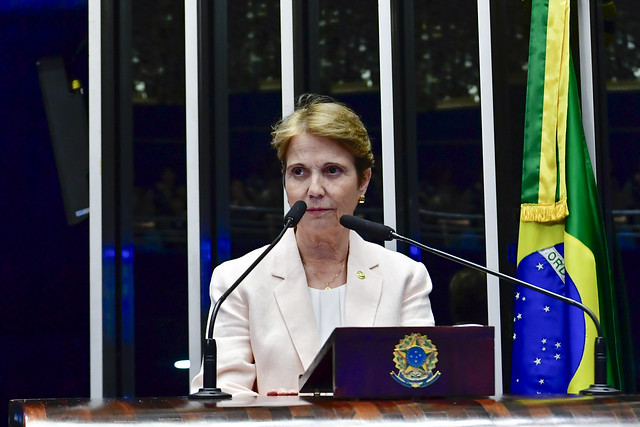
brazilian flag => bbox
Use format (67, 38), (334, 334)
(511, 0), (631, 394)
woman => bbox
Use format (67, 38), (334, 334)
(192, 94), (435, 396)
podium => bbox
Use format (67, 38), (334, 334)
(299, 326), (494, 399)
(10, 325), (640, 426)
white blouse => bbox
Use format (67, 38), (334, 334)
(308, 285), (346, 346)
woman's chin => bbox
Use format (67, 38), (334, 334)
(298, 217), (341, 233)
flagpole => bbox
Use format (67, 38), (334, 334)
(577, 0), (597, 174)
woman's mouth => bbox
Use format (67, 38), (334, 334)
(307, 207), (331, 214)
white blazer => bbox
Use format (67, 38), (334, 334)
(191, 229), (435, 396)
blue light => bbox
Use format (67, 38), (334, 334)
(410, 245), (422, 261)
(200, 237), (213, 309)
(217, 235), (231, 261)
(121, 247), (133, 260)
(201, 238), (212, 264)
(103, 247), (116, 259)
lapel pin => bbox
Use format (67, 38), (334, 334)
(356, 270), (366, 280)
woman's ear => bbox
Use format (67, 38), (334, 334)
(359, 168), (372, 193)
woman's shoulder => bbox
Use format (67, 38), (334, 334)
(213, 243), (272, 278)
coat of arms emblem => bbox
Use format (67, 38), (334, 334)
(390, 333), (441, 388)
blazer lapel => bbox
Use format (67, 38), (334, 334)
(344, 231), (382, 326)
(271, 229), (321, 369)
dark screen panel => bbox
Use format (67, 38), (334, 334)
(37, 56), (89, 225)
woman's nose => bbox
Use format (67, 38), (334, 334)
(308, 173), (325, 197)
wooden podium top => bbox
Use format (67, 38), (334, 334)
(9, 395), (640, 426)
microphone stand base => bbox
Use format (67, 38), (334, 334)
(579, 384), (621, 396)
(188, 388), (232, 400)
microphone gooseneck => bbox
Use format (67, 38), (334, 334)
(189, 201), (307, 400)
(339, 214), (620, 396)
(209, 200), (306, 336)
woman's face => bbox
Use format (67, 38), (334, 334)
(284, 132), (371, 234)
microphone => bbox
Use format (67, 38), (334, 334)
(339, 214), (620, 396)
(284, 199), (307, 227)
(190, 201), (307, 400)
(339, 214), (394, 241)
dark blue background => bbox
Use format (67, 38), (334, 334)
(0, 1), (90, 424)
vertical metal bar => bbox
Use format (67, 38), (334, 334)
(577, 0), (597, 174)
(185, 0), (201, 386)
(378, 0), (397, 251)
(390, 0), (420, 254)
(477, 0), (503, 397)
(281, 0), (295, 211)
(88, 0), (103, 399)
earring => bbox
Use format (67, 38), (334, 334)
(358, 194), (366, 204)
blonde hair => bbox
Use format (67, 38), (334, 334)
(271, 94), (374, 181)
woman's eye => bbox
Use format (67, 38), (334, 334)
(292, 167), (304, 176)
(327, 166), (341, 175)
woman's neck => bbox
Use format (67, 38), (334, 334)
(295, 226), (350, 264)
